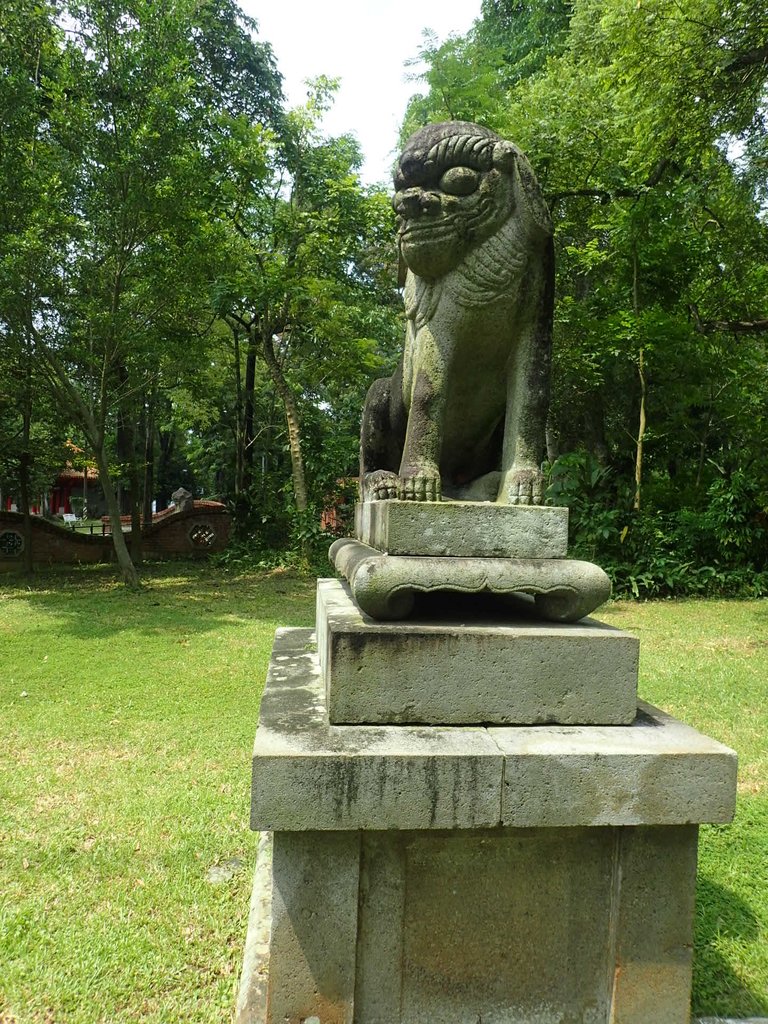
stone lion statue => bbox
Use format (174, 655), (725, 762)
(360, 121), (554, 504)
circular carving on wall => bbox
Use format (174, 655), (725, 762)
(0, 530), (24, 557)
(189, 523), (216, 548)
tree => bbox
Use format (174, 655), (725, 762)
(0, 341), (69, 572)
(0, 0), (283, 585)
(0, 0), (77, 569)
(212, 79), (401, 545)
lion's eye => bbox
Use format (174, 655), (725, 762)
(439, 166), (480, 196)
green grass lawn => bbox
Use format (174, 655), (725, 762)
(1, 564), (766, 1022)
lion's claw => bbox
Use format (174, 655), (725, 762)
(502, 468), (545, 506)
(364, 470), (398, 501)
(397, 465), (441, 502)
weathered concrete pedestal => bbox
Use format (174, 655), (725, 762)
(237, 572), (737, 1024)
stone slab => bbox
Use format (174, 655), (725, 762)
(355, 499), (569, 558)
(497, 701), (738, 827)
(317, 578), (639, 725)
(250, 627), (737, 831)
(609, 825), (699, 1023)
(267, 831), (360, 1024)
(238, 825), (704, 1024)
(389, 827), (619, 1023)
(331, 537), (611, 622)
(236, 830), (361, 1024)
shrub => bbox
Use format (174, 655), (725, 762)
(546, 453), (768, 599)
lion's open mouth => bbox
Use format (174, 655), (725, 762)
(399, 219), (457, 242)
(400, 226), (455, 243)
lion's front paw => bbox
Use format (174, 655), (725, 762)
(363, 470), (399, 501)
(397, 464), (442, 502)
(500, 467), (545, 506)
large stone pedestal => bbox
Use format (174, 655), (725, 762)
(237, 616), (737, 1024)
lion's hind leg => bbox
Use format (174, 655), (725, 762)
(360, 372), (405, 501)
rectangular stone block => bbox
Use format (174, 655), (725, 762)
(355, 499), (569, 557)
(391, 828), (617, 1023)
(251, 628), (505, 831)
(498, 701), (738, 827)
(357, 826), (700, 1024)
(609, 825), (699, 1023)
(238, 825), (703, 1024)
(235, 832), (273, 1024)
(318, 578), (639, 725)
(353, 834), (407, 1024)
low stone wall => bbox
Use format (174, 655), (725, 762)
(0, 512), (112, 570)
(141, 507), (231, 559)
(0, 506), (231, 571)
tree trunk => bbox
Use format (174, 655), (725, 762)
(94, 446), (140, 588)
(126, 415), (143, 564)
(260, 390), (278, 504)
(117, 414), (131, 515)
(156, 429), (175, 509)
(130, 463), (143, 562)
(242, 331), (257, 492)
(143, 395), (155, 527)
(19, 403), (34, 576)
(115, 368), (142, 562)
(232, 327), (244, 495)
(634, 347), (646, 512)
(261, 331), (308, 512)
(632, 250), (645, 512)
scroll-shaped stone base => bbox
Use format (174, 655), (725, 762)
(330, 537), (611, 623)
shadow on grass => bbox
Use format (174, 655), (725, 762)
(0, 561), (318, 640)
(693, 874), (768, 1017)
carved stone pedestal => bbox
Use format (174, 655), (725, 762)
(331, 502), (612, 623)
(236, 613), (737, 1024)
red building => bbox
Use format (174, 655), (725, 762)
(51, 463), (104, 516)
(2, 463), (101, 517)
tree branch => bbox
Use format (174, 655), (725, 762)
(548, 145), (677, 204)
(689, 303), (768, 335)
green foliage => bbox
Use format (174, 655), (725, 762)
(546, 451), (623, 560)
(214, 511), (332, 577)
(477, 0), (574, 84)
(0, 0), (288, 582)
(547, 453), (768, 598)
(704, 470), (768, 565)
(0, 1), (402, 568)
(204, 77), (401, 538)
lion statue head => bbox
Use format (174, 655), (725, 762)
(393, 121), (552, 281)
